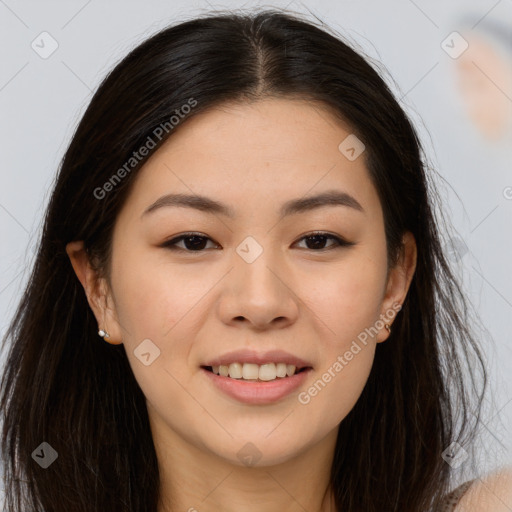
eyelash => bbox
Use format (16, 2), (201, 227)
(160, 231), (354, 253)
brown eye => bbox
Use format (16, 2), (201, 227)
(294, 232), (354, 251)
(160, 231), (354, 253)
(161, 233), (219, 252)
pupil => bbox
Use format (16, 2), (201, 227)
(184, 235), (328, 251)
(185, 236), (206, 250)
(307, 235), (326, 250)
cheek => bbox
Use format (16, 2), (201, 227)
(109, 250), (223, 384)
(298, 339), (376, 429)
(298, 247), (386, 415)
(304, 252), (387, 340)
(110, 248), (199, 339)
(109, 255), (201, 404)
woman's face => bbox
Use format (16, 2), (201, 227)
(88, 98), (415, 467)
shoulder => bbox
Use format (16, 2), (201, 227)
(454, 468), (512, 511)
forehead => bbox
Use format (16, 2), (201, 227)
(119, 98), (382, 221)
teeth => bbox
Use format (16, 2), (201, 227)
(276, 363), (287, 378)
(259, 363), (276, 381)
(228, 363), (242, 379)
(211, 362), (300, 380)
(242, 363), (259, 380)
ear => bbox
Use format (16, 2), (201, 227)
(376, 231), (417, 343)
(65, 240), (123, 344)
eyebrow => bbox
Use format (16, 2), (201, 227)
(141, 189), (364, 220)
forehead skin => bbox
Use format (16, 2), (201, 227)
(115, 97), (384, 256)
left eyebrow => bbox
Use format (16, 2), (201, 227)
(279, 190), (364, 218)
(140, 189), (364, 220)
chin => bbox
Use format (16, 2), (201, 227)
(210, 431), (316, 468)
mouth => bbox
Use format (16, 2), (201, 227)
(200, 349), (314, 403)
(201, 363), (312, 382)
(200, 363), (313, 404)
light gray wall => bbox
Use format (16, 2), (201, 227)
(1, 0), (511, 502)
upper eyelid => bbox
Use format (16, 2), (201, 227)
(161, 231), (353, 249)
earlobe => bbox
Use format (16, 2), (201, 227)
(377, 232), (417, 342)
(65, 241), (123, 344)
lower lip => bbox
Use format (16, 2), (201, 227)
(201, 367), (312, 405)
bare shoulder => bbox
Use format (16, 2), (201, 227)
(455, 468), (512, 511)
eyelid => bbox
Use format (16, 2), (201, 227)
(160, 232), (220, 251)
(160, 231), (355, 252)
(294, 231), (355, 251)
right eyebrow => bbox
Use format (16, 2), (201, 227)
(140, 189), (365, 220)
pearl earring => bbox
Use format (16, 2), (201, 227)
(98, 329), (110, 339)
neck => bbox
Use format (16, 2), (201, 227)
(152, 416), (339, 512)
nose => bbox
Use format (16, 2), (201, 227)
(217, 245), (299, 331)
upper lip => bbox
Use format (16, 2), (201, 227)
(202, 349), (313, 369)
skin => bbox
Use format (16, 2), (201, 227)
(67, 97), (418, 511)
(456, 33), (512, 141)
(456, 468), (512, 511)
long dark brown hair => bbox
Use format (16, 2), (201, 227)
(0, 9), (487, 512)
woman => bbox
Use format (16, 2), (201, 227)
(1, 9), (510, 512)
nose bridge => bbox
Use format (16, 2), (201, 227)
(233, 234), (285, 300)
(219, 234), (299, 327)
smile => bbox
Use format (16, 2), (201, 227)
(201, 365), (313, 404)
(204, 362), (309, 381)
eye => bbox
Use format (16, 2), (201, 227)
(160, 232), (219, 252)
(160, 231), (354, 252)
(293, 231), (355, 251)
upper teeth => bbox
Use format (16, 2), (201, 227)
(212, 363), (298, 381)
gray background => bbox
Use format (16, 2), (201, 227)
(1, 0), (511, 501)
